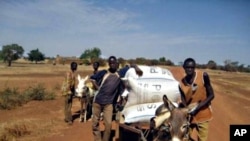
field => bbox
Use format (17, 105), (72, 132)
(0, 63), (250, 141)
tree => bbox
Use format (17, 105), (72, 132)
(159, 57), (166, 62)
(80, 47), (101, 61)
(224, 60), (239, 72)
(1, 44), (24, 66)
(118, 57), (126, 67)
(28, 48), (45, 64)
(207, 60), (217, 70)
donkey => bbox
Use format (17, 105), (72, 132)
(75, 74), (95, 122)
(150, 95), (198, 141)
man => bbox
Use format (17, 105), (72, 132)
(93, 61), (100, 75)
(179, 58), (215, 141)
(86, 61), (100, 120)
(91, 56), (124, 141)
(62, 61), (78, 125)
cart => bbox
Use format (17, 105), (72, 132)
(112, 111), (153, 141)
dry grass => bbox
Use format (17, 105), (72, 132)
(0, 118), (64, 141)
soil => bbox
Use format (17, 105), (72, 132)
(0, 64), (249, 141)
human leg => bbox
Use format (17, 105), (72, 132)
(64, 95), (73, 123)
(102, 104), (113, 141)
(92, 103), (102, 141)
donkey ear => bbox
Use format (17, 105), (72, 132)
(163, 95), (168, 106)
(163, 94), (176, 111)
(84, 75), (89, 81)
(78, 74), (81, 80)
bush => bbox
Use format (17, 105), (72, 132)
(0, 84), (55, 110)
(0, 88), (26, 110)
(23, 83), (55, 101)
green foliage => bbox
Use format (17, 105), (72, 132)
(1, 44), (24, 66)
(0, 84), (55, 110)
(159, 57), (166, 62)
(82, 59), (91, 65)
(27, 48), (45, 63)
(207, 60), (217, 70)
(150, 59), (159, 66)
(80, 47), (101, 61)
(23, 84), (55, 101)
(0, 50), (3, 60)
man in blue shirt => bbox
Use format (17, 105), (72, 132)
(91, 56), (124, 141)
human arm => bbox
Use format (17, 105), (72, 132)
(65, 72), (73, 94)
(90, 79), (99, 90)
(90, 70), (107, 90)
(130, 64), (143, 77)
(189, 72), (215, 116)
(115, 80), (126, 111)
(178, 85), (187, 107)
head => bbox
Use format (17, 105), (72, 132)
(71, 62), (78, 72)
(93, 61), (100, 70)
(151, 95), (197, 141)
(108, 56), (118, 73)
(75, 75), (89, 97)
(183, 58), (196, 76)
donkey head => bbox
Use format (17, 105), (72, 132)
(75, 75), (89, 97)
(151, 95), (198, 141)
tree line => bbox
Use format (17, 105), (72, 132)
(0, 43), (249, 73)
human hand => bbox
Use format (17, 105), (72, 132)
(115, 104), (124, 111)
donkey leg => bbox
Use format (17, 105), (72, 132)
(79, 97), (84, 122)
(84, 99), (87, 123)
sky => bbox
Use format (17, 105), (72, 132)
(0, 0), (249, 66)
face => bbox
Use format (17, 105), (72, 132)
(71, 64), (77, 71)
(93, 63), (99, 70)
(109, 58), (117, 72)
(184, 61), (195, 76)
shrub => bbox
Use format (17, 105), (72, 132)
(0, 87), (26, 110)
(23, 83), (55, 101)
(0, 84), (55, 110)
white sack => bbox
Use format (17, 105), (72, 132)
(120, 66), (181, 123)
(121, 102), (163, 123)
(124, 76), (180, 108)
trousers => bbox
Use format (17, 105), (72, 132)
(92, 102), (113, 141)
(64, 94), (73, 122)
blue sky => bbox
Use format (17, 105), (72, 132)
(0, 0), (249, 66)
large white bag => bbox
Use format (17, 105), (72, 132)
(120, 65), (181, 123)
(121, 102), (163, 123)
(122, 66), (180, 108)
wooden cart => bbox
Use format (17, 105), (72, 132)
(113, 111), (153, 141)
